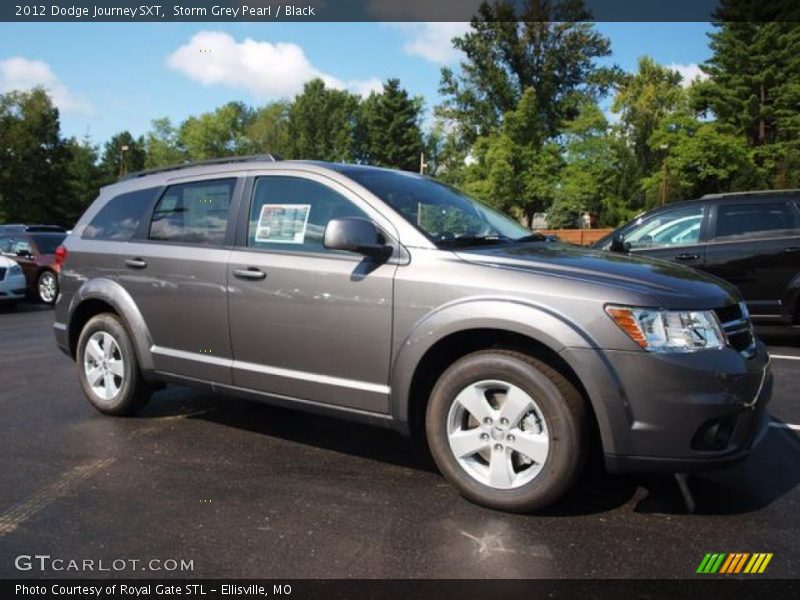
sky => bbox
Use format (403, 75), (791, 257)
(0, 21), (714, 147)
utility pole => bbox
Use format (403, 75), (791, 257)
(419, 152), (428, 175)
(659, 144), (669, 206)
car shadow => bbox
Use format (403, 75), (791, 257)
(0, 300), (51, 314)
(135, 386), (800, 518)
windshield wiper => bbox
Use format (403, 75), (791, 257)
(513, 233), (548, 243)
(436, 234), (512, 247)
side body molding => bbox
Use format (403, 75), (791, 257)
(67, 278), (155, 372)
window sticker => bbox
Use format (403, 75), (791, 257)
(254, 204), (311, 244)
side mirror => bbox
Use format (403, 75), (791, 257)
(323, 217), (392, 260)
(608, 235), (630, 253)
(16, 249), (32, 258)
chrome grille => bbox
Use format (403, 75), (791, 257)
(715, 303), (756, 357)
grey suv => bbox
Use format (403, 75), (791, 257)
(54, 156), (772, 513)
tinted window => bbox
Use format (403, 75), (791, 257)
(149, 179), (235, 245)
(716, 202), (797, 239)
(31, 233), (66, 254)
(248, 177), (367, 253)
(84, 188), (158, 241)
(623, 206), (704, 249)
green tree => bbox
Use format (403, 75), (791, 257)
(286, 79), (359, 161)
(0, 88), (67, 224)
(62, 135), (103, 223)
(247, 101), (290, 156)
(611, 56), (685, 197)
(100, 131), (146, 181)
(144, 118), (185, 168)
(179, 101), (254, 160)
(694, 8), (800, 186)
(359, 79), (424, 171)
(644, 113), (754, 202)
(438, 0), (617, 147)
(549, 102), (625, 228)
(462, 89), (564, 226)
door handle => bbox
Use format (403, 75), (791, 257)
(784, 247), (800, 254)
(124, 258), (147, 269)
(233, 268), (267, 281)
(674, 253), (700, 261)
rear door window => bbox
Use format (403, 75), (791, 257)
(149, 179), (236, 246)
(715, 202), (797, 240)
(83, 187), (159, 241)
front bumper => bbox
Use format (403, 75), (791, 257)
(562, 340), (773, 473)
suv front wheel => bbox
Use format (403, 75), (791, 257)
(76, 313), (153, 415)
(426, 350), (587, 513)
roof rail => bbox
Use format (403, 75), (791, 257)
(701, 189), (800, 199)
(121, 154), (282, 180)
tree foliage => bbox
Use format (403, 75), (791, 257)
(358, 79), (423, 171)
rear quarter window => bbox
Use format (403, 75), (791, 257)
(715, 202), (797, 239)
(83, 187), (159, 241)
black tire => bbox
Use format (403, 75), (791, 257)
(425, 350), (587, 513)
(76, 313), (152, 416)
(37, 269), (58, 305)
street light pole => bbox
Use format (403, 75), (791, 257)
(119, 145), (129, 179)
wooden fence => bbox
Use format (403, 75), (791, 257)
(535, 228), (615, 246)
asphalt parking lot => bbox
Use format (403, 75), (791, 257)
(1, 303), (799, 579)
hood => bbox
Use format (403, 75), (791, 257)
(455, 242), (740, 309)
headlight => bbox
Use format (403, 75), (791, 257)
(605, 305), (725, 352)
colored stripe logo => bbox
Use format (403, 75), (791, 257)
(697, 553), (773, 574)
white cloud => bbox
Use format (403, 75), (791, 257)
(666, 63), (708, 88)
(0, 57), (93, 114)
(389, 23), (471, 64)
(167, 31), (381, 99)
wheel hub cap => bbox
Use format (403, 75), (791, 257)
(83, 331), (124, 402)
(446, 379), (550, 490)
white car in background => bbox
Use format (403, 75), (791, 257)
(0, 255), (26, 307)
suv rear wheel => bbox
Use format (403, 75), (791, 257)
(425, 350), (587, 513)
(37, 270), (58, 305)
(76, 313), (152, 415)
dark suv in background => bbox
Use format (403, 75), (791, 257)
(53, 157), (771, 513)
(595, 190), (800, 328)
(0, 225), (67, 305)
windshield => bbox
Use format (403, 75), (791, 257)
(344, 169), (533, 247)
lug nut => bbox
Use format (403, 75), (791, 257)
(500, 417), (508, 426)
(483, 417), (492, 425)
(480, 433), (489, 441)
(494, 444), (503, 452)
(507, 434), (515, 442)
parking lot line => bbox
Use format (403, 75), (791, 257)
(0, 457), (116, 537)
(770, 354), (800, 361)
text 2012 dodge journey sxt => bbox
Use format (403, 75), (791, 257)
(54, 156), (772, 513)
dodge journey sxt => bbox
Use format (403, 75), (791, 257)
(54, 156), (772, 512)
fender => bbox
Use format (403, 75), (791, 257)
(389, 296), (601, 420)
(388, 296), (625, 452)
(68, 278), (155, 372)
